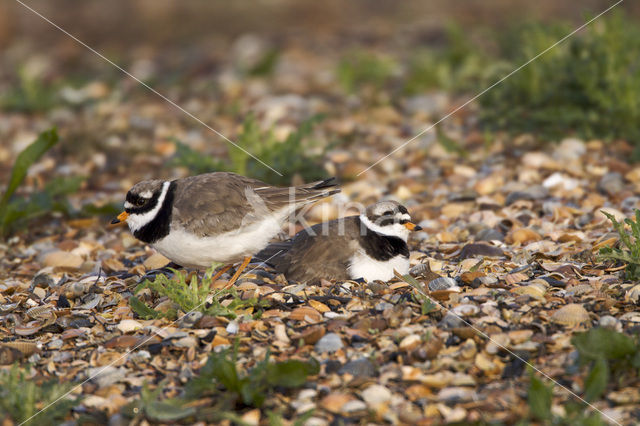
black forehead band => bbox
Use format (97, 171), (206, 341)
(125, 188), (160, 213)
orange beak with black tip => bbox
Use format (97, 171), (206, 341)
(404, 222), (422, 231)
(111, 211), (129, 225)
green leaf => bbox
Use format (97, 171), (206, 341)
(129, 296), (160, 320)
(0, 128), (58, 233)
(528, 371), (552, 421)
(210, 353), (241, 392)
(144, 401), (196, 422)
(266, 359), (320, 388)
(571, 328), (636, 362)
(584, 358), (609, 402)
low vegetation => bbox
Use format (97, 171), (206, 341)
(598, 209), (640, 280)
(0, 364), (79, 425)
(123, 345), (318, 423)
(170, 114), (328, 185)
(132, 268), (268, 319)
(479, 13), (640, 145)
(526, 327), (640, 425)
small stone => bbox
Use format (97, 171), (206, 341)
(553, 138), (586, 162)
(399, 334), (422, 352)
(178, 311), (203, 328)
(551, 304), (590, 326)
(32, 273), (55, 288)
(341, 400), (367, 414)
(117, 319), (142, 334)
(43, 251), (83, 269)
(598, 315), (621, 331)
(505, 186), (548, 205)
(87, 366), (126, 388)
(428, 277), (457, 291)
(315, 333), (344, 353)
(361, 384), (392, 406)
(471, 275), (498, 288)
(438, 313), (466, 329)
(597, 172), (625, 196)
(459, 243), (504, 259)
(144, 252), (170, 270)
(475, 228), (504, 242)
(339, 358), (376, 378)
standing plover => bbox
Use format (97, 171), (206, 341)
(112, 172), (339, 285)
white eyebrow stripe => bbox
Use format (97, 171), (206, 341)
(140, 191), (153, 198)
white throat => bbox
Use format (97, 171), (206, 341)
(359, 214), (409, 241)
(127, 181), (170, 232)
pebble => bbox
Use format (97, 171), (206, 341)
(117, 319), (142, 334)
(553, 138), (586, 161)
(428, 277), (457, 291)
(551, 304), (590, 326)
(315, 333), (344, 353)
(471, 275), (498, 288)
(43, 251), (83, 269)
(87, 366), (127, 388)
(437, 387), (477, 403)
(361, 384), (392, 406)
(143, 252), (170, 270)
(505, 186), (548, 205)
(178, 311), (203, 328)
(375, 301), (394, 311)
(341, 400), (367, 414)
(438, 312), (466, 329)
(475, 228), (504, 242)
(598, 315), (622, 331)
(459, 243), (504, 259)
(597, 172), (625, 196)
(399, 334), (422, 352)
(339, 358), (376, 378)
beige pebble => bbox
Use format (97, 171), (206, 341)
(143, 252), (170, 270)
(43, 251), (83, 269)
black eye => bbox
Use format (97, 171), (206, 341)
(135, 198), (146, 207)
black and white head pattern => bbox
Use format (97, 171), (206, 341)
(124, 179), (177, 243)
(360, 200), (413, 241)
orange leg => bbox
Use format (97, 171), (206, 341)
(209, 264), (233, 282)
(224, 257), (252, 288)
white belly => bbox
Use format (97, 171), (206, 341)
(347, 251), (409, 282)
(153, 215), (285, 268)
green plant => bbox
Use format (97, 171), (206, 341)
(402, 274), (438, 315)
(598, 209), (640, 280)
(404, 24), (490, 95)
(122, 348), (318, 423)
(0, 66), (57, 112)
(337, 51), (397, 93)
(231, 114), (328, 185)
(0, 364), (80, 425)
(0, 128), (120, 237)
(523, 328), (640, 425)
(479, 13), (640, 144)
(525, 368), (604, 426)
(571, 328), (640, 399)
(169, 115), (328, 185)
(133, 268), (267, 318)
(185, 344), (319, 408)
(122, 382), (196, 423)
(1, 128), (63, 236)
(169, 139), (227, 175)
